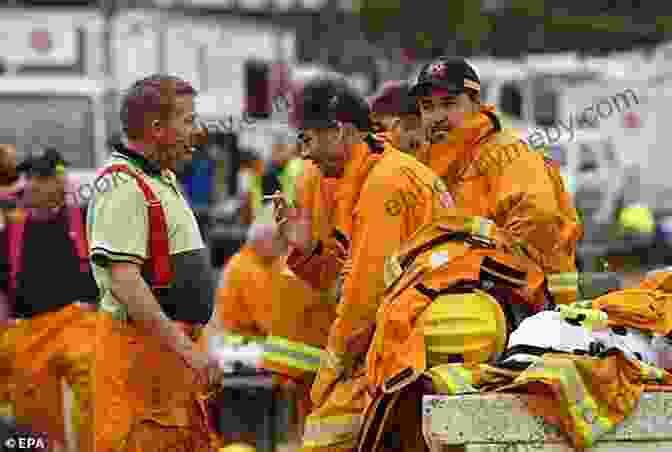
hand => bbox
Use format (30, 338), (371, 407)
(267, 190), (314, 253)
(180, 348), (224, 387)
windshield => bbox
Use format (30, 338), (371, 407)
(0, 95), (94, 169)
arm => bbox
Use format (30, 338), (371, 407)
(284, 165), (347, 290)
(88, 179), (195, 356)
(109, 262), (195, 355)
(485, 143), (579, 275)
(326, 175), (408, 372)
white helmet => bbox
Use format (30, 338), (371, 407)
(501, 310), (657, 367)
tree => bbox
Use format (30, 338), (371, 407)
(355, 0), (670, 57)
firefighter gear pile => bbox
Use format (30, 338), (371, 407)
(366, 214), (548, 394)
(417, 274), (672, 450)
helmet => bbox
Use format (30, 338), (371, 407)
(503, 308), (658, 367)
(409, 57), (481, 98)
(368, 80), (419, 116)
(289, 76), (371, 131)
(421, 289), (508, 366)
(220, 443), (256, 452)
(502, 310), (597, 367)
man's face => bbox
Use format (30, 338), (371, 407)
(299, 127), (348, 178)
(27, 174), (66, 209)
(154, 95), (197, 171)
(0, 145), (17, 182)
(370, 114), (399, 135)
(397, 114), (424, 154)
(417, 92), (478, 143)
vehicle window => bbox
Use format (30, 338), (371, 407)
(578, 143), (599, 172)
(500, 82), (523, 120)
(0, 95), (94, 169)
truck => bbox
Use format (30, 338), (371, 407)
(0, 8), (110, 193)
(0, 6), (298, 205)
(546, 70), (672, 273)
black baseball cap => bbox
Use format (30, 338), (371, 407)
(17, 148), (69, 177)
(410, 57), (481, 97)
(289, 76), (371, 131)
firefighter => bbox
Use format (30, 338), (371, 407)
(284, 81), (428, 294)
(0, 143), (22, 422)
(0, 144), (22, 197)
(410, 57), (581, 305)
(355, 57), (583, 452)
(0, 148), (99, 452)
(368, 80), (424, 155)
(203, 207), (336, 446)
(87, 75), (221, 452)
(0, 143), (21, 325)
(272, 75), (453, 452)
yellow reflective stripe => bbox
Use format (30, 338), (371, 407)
(548, 272), (579, 293)
(425, 365), (476, 395)
(220, 332), (265, 346)
(570, 396), (614, 448)
(302, 414), (362, 448)
(384, 254), (404, 290)
(263, 335), (324, 372)
(466, 216), (495, 239)
(641, 363), (665, 383)
(573, 299), (594, 310)
(523, 360), (615, 448)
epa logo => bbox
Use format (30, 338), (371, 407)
(4, 436), (48, 449)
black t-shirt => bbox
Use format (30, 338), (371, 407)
(0, 206), (99, 318)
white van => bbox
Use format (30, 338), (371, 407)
(0, 77), (109, 202)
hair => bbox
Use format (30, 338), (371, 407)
(120, 74), (197, 140)
(293, 76), (371, 132)
(246, 218), (289, 257)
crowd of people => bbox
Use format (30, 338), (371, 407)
(0, 57), (587, 452)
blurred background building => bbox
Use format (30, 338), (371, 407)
(0, 0), (671, 274)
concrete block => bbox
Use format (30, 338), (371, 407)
(423, 392), (672, 451)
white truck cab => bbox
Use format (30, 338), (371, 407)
(0, 77), (109, 200)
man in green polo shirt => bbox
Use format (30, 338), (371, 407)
(87, 75), (220, 452)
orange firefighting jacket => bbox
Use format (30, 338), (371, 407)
(421, 105), (581, 304)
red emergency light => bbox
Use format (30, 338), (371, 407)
(29, 29), (52, 54)
(623, 111), (641, 129)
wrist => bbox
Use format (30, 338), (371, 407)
(290, 239), (317, 255)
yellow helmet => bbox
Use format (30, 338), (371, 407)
(421, 289), (508, 367)
(220, 444), (256, 452)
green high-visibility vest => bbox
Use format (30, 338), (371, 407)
(250, 158), (305, 218)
